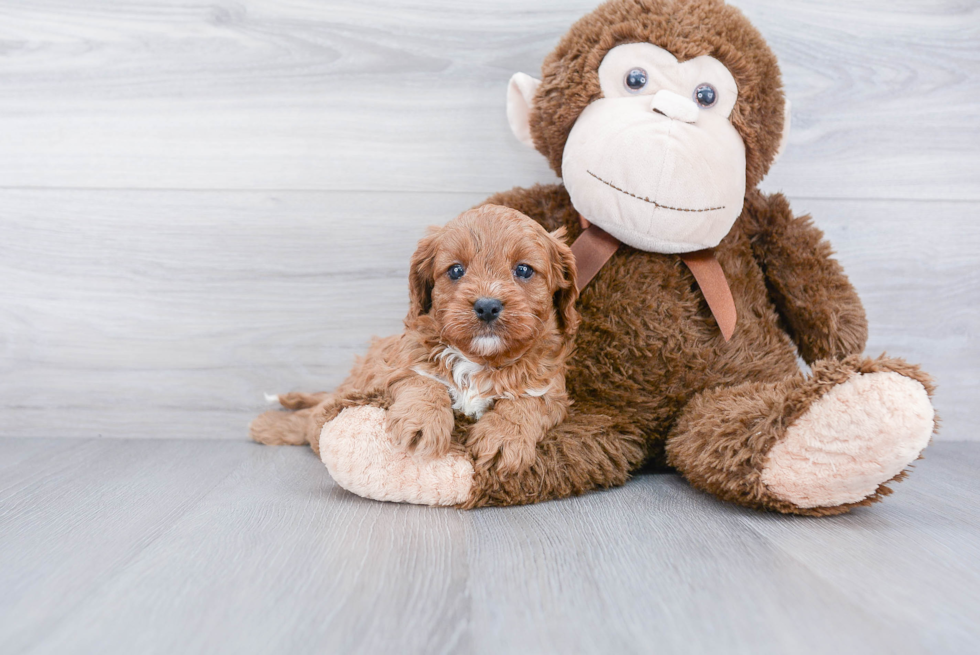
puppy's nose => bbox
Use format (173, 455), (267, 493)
(473, 297), (503, 323)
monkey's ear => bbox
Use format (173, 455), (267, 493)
(773, 99), (792, 164)
(407, 228), (440, 322)
(507, 72), (541, 148)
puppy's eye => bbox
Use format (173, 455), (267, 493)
(694, 83), (717, 108)
(447, 264), (465, 280)
(624, 68), (648, 93)
(514, 263), (534, 279)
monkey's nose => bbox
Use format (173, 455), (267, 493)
(650, 89), (699, 123)
(473, 297), (503, 323)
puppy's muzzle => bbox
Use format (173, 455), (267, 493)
(473, 297), (503, 323)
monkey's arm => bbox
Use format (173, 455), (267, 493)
(740, 191), (868, 363)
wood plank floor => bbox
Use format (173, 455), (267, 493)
(1, 438), (977, 655)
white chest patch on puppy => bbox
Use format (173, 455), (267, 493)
(450, 384), (496, 419)
(413, 347), (496, 419)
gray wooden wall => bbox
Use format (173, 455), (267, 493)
(1, 0), (977, 441)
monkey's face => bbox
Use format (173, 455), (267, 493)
(560, 43), (746, 254)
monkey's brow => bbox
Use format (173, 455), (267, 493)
(586, 170), (725, 213)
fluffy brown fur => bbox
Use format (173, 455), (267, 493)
(252, 205), (580, 476)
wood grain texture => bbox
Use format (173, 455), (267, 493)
(0, 189), (482, 440)
(1, 438), (977, 654)
(0, 190), (975, 440)
(464, 477), (912, 654)
(1, 3), (976, 653)
(0, 0), (977, 199)
(736, 443), (980, 654)
(0, 1), (976, 440)
(0, 439), (254, 654)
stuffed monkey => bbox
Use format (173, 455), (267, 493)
(258, 0), (937, 515)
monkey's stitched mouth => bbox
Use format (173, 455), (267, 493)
(586, 170), (725, 213)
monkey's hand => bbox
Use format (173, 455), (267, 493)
(387, 378), (455, 458)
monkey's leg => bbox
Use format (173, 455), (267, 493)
(462, 409), (647, 508)
(665, 355), (936, 516)
(318, 405), (647, 508)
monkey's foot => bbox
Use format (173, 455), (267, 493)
(319, 406), (474, 506)
(761, 371), (934, 509)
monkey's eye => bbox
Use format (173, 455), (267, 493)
(447, 264), (465, 280)
(694, 83), (718, 108)
(624, 68), (648, 92)
(514, 263), (534, 279)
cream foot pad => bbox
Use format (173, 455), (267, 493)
(762, 371), (934, 508)
(319, 406), (474, 506)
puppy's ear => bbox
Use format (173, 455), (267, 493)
(407, 227), (441, 321)
(548, 227), (580, 338)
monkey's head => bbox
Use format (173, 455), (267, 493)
(507, 0), (789, 254)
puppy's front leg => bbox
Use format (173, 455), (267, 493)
(387, 376), (455, 457)
(467, 395), (567, 476)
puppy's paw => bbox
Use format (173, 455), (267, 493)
(388, 398), (455, 458)
(467, 414), (538, 477)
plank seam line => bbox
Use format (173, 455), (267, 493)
(0, 187), (976, 203)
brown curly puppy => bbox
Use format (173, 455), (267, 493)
(252, 204), (579, 476)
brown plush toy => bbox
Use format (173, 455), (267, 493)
(259, 0), (938, 515)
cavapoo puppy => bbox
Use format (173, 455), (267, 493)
(251, 204), (579, 475)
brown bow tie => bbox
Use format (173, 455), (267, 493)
(570, 215), (737, 341)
